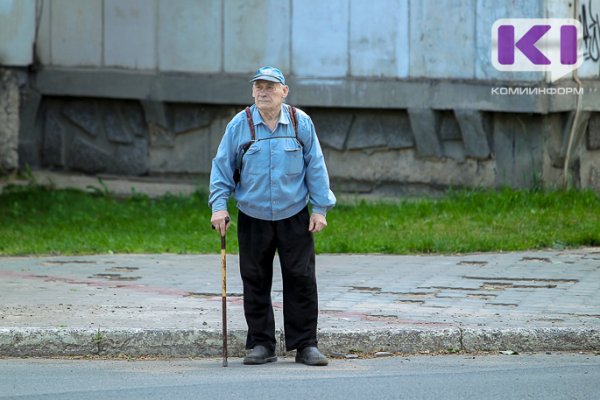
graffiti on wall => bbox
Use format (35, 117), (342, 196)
(580, 0), (600, 62)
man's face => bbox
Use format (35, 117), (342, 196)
(252, 80), (289, 113)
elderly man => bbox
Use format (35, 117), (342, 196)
(209, 66), (336, 366)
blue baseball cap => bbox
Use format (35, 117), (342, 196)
(250, 66), (286, 85)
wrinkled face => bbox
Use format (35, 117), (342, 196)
(252, 80), (289, 113)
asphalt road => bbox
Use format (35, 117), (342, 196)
(1, 353), (598, 400)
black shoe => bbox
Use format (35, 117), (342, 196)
(295, 346), (329, 366)
(243, 345), (277, 365)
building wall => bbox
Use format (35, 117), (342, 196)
(0, 0), (36, 66)
(1, 0), (597, 80)
(28, 0), (598, 80)
(31, 98), (600, 192)
(2, 0), (600, 192)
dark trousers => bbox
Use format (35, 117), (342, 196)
(237, 207), (318, 352)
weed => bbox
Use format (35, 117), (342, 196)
(92, 329), (105, 354)
(86, 177), (111, 197)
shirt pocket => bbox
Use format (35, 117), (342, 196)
(283, 145), (304, 175)
(243, 144), (262, 175)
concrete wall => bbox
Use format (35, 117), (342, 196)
(28, 97), (600, 192)
(0, 0), (32, 171)
(26, 0), (600, 111)
(0, 69), (20, 172)
(29, 0), (597, 80)
(3, 0), (600, 193)
(0, 0), (596, 80)
(0, 0), (36, 66)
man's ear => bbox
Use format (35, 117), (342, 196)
(282, 85), (289, 98)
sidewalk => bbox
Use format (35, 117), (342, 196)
(0, 171), (599, 358)
(0, 170), (201, 199)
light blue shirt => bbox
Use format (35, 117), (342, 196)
(209, 104), (336, 221)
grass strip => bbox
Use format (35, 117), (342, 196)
(0, 185), (598, 255)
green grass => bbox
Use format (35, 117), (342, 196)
(1, 184), (599, 255)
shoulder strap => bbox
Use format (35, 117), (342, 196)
(287, 105), (304, 147)
(245, 105), (303, 147)
(288, 105), (298, 137)
(244, 106), (256, 141)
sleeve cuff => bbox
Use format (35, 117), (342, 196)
(311, 207), (327, 217)
(211, 199), (228, 213)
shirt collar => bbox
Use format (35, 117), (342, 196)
(251, 104), (290, 127)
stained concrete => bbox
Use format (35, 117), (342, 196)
(0, 69), (20, 172)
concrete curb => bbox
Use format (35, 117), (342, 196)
(1, 327), (598, 358)
(460, 327), (600, 353)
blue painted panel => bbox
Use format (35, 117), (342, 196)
(0, 0), (35, 66)
(350, 0), (409, 78)
(476, 0), (544, 81)
(224, 0), (290, 73)
(410, 0), (476, 79)
(104, 0), (157, 69)
(292, 0), (349, 77)
(158, 0), (222, 73)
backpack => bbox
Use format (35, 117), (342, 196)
(233, 105), (304, 184)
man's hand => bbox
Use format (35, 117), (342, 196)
(308, 213), (327, 233)
(211, 210), (230, 236)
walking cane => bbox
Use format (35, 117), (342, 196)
(213, 216), (230, 367)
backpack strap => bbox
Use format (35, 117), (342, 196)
(235, 105), (303, 184)
(287, 105), (304, 147)
(233, 107), (256, 184)
(288, 105), (298, 137)
(244, 106), (256, 142)
(245, 105), (303, 147)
